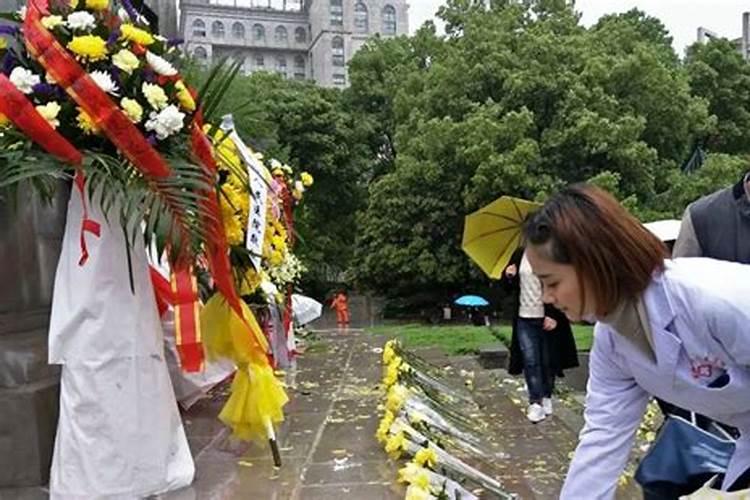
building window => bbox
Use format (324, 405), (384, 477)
(192, 19), (206, 38)
(275, 25), (288, 44)
(276, 56), (287, 77)
(294, 26), (307, 44)
(212, 20), (225, 38)
(253, 24), (265, 42)
(232, 22), (245, 39)
(382, 5), (396, 35)
(332, 73), (346, 86)
(332, 36), (344, 67)
(294, 55), (305, 79)
(255, 54), (265, 68)
(193, 46), (208, 61)
(330, 0), (343, 27)
(354, 2), (368, 33)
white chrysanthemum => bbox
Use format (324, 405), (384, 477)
(145, 105), (185, 140)
(294, 180), (305, 193)
(89, 70), (119, 96)
(117, 7), (130, 20)
(146, 51), (177, 76)
(45, 72), (57, 84)
(9, 67), (40, 94)
(17, 6), (26, 20)
(66, 11), (96, 31)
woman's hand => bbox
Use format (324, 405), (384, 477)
(543, 316), (557, 331)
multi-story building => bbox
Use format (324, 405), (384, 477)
(697, 12), (750, 60)
(180, 0), (409, 87)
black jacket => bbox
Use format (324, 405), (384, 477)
(501, 247), (580, 376)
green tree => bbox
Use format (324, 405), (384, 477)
(350, 2), (715, 299)
(686, 38), (750, 154)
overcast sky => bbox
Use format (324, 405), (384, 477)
(408, 1), (750, 57)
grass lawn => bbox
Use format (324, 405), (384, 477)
(366, 322), (594, 355)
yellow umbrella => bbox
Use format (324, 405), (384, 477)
(462, 196), (541, 279)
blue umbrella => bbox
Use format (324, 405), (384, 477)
(454, 295), (489, 307)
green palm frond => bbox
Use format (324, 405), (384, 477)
(198, 58), (245, 125)
(0, 142), (217, 268)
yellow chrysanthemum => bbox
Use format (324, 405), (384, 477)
(271, 234), (286, 251)
(383, 364), (398, 388)
(220, 184), (245, 246)
(405, 484), (431, 500)
(408, 410), (425, 426)
(300, 171), (313, 187)
(76, 108), (98, 134)
(85, 0), (108, 10)
(384, 431), (406, 460)
(240, 268), (262, 296)
(120, 23), (154, 46)
(67, 35), (108, 61)
(0, 113), (9, 127)
(112, 49), (139, 73)
(41, 15), (64, 29)
(174, 80), (196, 112)
(414, 447), (438, 469)
(69, 0), (78, 8)
(383, 340), (396, 364)
(375, 410), (395, 443)
(120, 97), (143, 123)
(0, 38), (7, 50)
(386, 384), (408, 413)
(398, 463), (431, 489)
(269, 250), (284, 267)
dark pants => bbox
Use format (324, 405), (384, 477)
(517, 317), (554, 403)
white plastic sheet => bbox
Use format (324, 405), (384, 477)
(48, 190), (194, 498)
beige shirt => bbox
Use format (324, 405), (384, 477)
(602, 297), (656, 363)
(519, 253), (545, 318)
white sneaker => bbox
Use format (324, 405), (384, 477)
(527, 403), (546, 423)
(542, 397), (553, 416)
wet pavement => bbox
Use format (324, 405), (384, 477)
(161, 328), (404, 500)
(165, 328), (642, 499)
(1, 327), (646, 499)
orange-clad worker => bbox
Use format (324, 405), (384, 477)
(330, 291), (350, 328)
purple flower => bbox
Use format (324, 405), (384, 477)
(142, 67), (156, 82)
(146, 133), (157, 145)
(106, 28), (121, 48)
(0, 25), (19, 36)
(167, 37), (184, 48)
(32, 82), (57, 95)
(120, 0), (138, 22)
(2, 52), (16, 76)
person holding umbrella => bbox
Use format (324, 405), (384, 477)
(461, 195), (578, 424)
(523, 184), (750, 498)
